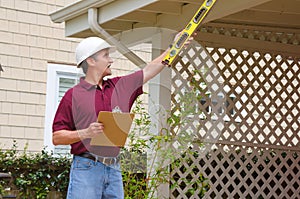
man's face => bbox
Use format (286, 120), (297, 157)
(89, 48), (113, 77)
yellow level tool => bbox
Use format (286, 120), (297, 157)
(162, 0), (217, 66)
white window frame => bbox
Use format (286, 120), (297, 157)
(44, 63), (83, 153)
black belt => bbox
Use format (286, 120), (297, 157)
(77, 152), (120, 165)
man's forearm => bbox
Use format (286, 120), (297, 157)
(142, 48), (169, 84)
(52, 129), (84, 145)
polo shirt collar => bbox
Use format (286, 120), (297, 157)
(79, 77), (110, 90)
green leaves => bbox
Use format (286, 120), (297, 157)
(0, 142), (71, 199)
(122, 71), (211, 198)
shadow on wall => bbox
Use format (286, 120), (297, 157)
(0, 64), (4, 74)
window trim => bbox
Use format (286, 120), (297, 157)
(44, 63), (82, 153)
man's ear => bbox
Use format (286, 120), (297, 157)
(86, 57), (95, 66)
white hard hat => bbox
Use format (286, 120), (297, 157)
(75, 37), (116, 66)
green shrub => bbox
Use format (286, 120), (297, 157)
(0, 141), (70, 199)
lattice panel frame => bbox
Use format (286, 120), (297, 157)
(200, 24), (300, 45)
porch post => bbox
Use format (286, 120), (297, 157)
(147, 29), (173, 199)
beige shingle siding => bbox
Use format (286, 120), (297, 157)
(0, 0), (151, 152)
(0, 0), (79, 152)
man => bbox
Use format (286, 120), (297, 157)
(52, 34), (192, 198)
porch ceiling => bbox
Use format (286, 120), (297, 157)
(51, 0), (300, 36)
(50, 0), (300, 57)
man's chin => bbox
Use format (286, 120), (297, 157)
(103, 69), (112, 77)
(107, 68), (112, 74)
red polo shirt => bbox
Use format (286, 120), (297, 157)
(52, 70), (143, 156)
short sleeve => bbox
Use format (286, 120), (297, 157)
(52, 90), (75, 132)
(110, 70), (144, 112)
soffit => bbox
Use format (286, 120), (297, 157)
(50, 0), (300, 57)
(50, 0), (300, 38)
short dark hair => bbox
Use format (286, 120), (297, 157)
(78, 51), (100, 74)
(79, 60), (88, 74)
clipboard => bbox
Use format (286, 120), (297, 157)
(90, 111), (135, 147)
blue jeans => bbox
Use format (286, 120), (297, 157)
(67, 155), (124, 199)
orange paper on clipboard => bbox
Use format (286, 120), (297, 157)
(90, 111), (135, 147)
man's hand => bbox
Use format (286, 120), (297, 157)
(77, 122), (104, 139)
(172, 30), (196, 49)
(143, 31), (196, 83)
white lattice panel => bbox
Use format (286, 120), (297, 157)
(169, 28), (300, 198)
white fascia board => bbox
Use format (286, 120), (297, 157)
(65, 13), (89, 37)
(50, 0), (114, 23)
(50, 0), (158, 24)
(52, 0), (159, 37)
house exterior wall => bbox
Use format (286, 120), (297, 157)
(0, 0), (149, 152)
(0, 0), (79, 152)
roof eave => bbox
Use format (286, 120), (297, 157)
(49, 0), (115, 23)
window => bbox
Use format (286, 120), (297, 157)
(44, 64), (83, 155)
